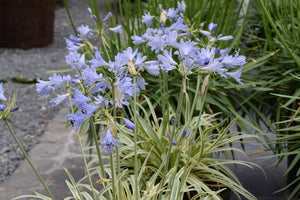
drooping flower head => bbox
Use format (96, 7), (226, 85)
(0, 82), (7, 102)
(101, 130), (120, 154)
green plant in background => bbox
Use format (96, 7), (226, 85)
(241, 0), (300, 199)
(272, 88), (300, 200)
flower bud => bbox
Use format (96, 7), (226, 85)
(0, 104), (5, 111)
(166, 131), (171, 138)
(160, 9), (167, 24)
(183, 130), (191, 138)
(170, 117), (175, 125)
(124, 118), (135, 130)
(128, 60), (137, 76)
(10, 106), (19, 112)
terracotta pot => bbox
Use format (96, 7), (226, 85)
(0, 0), (55, 49)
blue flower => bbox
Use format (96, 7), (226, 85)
(217, 35), (233, 41)
(90, 50), (108, 68)
(103, 12), (112, 22)
(144, 61), (161, 76)
(142, 12), (154, 27)
(71, 89), (90, 106)
(114, 77), (134, 108)
(208, 23), (217, 32)
(68, 102), (98, 130)
(81, 68), (103, 88)
(109, 25), (122, 34)
(158, 50), (177, 73)
(87, 7), (92, 14)
(170, 117), (175, 125)
(77, 25), (93, 39)
(101, 130), (120, 154)
(177, 1), (186, 12)
(36, 79), (54, 96)
(50, 93), (70, 107)
(0, 83), (7, 102)
(149, 34), (166, 53)
(65, 51), (87, 70)
(136, 77), (147, 91)
(167, 132), (171, 138)
(195, 47), (216, 66)
(66, 36), (83, 52)
(183, 130), (191, 138)
(165, 30), (178, 47)
(94, 95), (110, 107)
(221, 52), (246, 68)
(176, 40), (197, 57)
(0, 104), (6, 111)
(131, 35), (147, 45)
(166, 8), (178, 20)
(124, 118), (135, 130)
(10, 106), (19, 112)
(226, 67), (243, 84)
(169, 17), (187, 31)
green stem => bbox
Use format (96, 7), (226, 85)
(110, 153), (116, 200)
(111, 84), (121, 200)
(89, 119), (106, 184)
(133, 76), (139, 200)
(63, 0), (77, 34)
(77, 132), (97, 200)
(188, 75), (201, 121)
(4, 119), (55, 200)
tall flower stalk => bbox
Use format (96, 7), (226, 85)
(0, 85), (54, 200)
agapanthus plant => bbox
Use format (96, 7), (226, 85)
(34, 1), (252, 199)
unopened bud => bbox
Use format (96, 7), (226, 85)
(114, 86), (121, 104)
(160, 9), (167, 24)
(170, 117), (175, 125)
(124, 118), (135, 130)
(0, 104), (5, 111)
(10, 106), (19, 112)
(128, 60), (137, 75)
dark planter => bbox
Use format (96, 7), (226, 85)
(0, 0), (55, 49)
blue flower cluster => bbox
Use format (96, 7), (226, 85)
(132, 1), (246, 83)
(36, 1), (247, 153)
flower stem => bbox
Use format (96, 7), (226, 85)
(4, 119), (55, 200)
(77, 132), (97, 200)
(110, 153), (117, 200)
(133, 76), (139, 200)
(89, 119), (105, 178)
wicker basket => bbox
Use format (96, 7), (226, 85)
(0, 0), (55, 49)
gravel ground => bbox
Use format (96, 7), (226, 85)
(0, 0), (103, 184)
